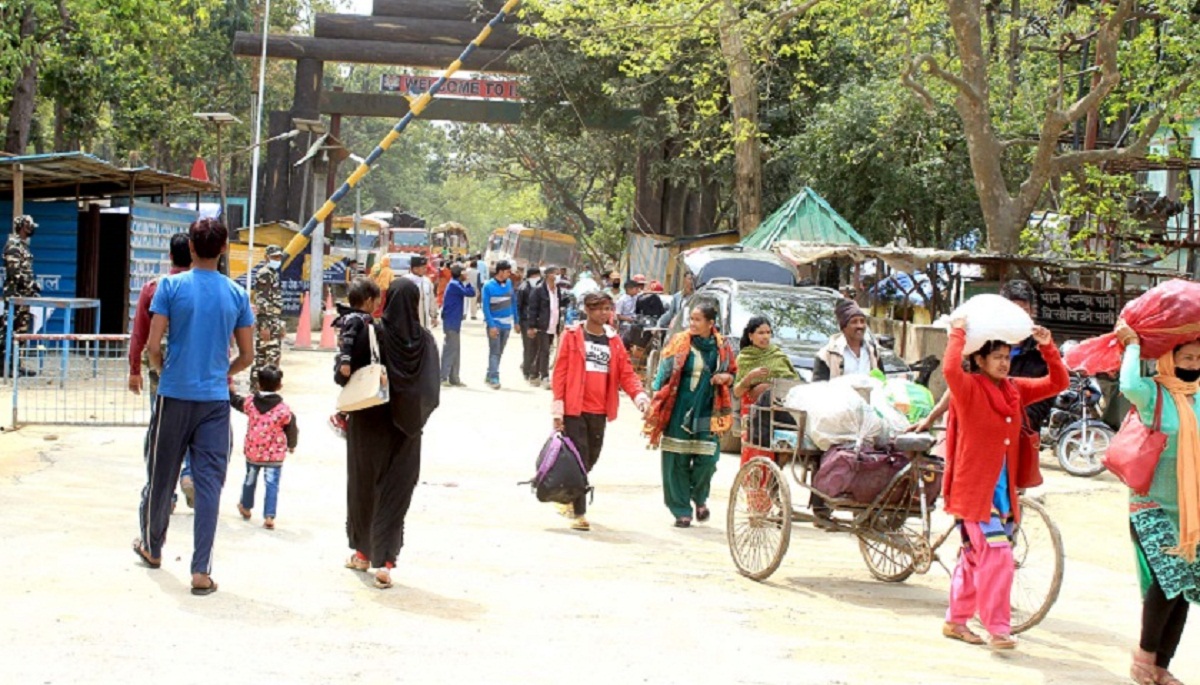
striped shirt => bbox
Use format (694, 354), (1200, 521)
(482, 278), (517, 329)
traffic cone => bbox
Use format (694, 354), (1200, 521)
(325, 291), (334, 312)
(319, 308), (337, 350)
(295, 293), (313, 348)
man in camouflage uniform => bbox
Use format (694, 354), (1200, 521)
(2, 215), (40, 374)
(251, 245), (286, 392)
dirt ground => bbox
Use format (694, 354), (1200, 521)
(0, 319), (1194, 684)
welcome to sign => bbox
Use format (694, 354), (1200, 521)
(380, 74), (520, 100)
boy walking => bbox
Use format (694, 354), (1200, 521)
(481, 260), (517, 389)
(134, 218), (255, 596)
(551, 291), (649, 531)
(440, 264), (475, 387)
(232, 365), (297, 530)
(328, 277), (382, 437)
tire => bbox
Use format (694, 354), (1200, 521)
(643, 348), (660, 388)
(1055, 422), (1113, 477)
(1010, 497), (1065, 634)
(857, 524), (918, 583)
(727, 457), (792, 581)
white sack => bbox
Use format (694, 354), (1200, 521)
(783, 377), (884, 450)
(949, 294), (1033, 356)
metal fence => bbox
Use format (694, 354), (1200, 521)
(8, 333), (151, 426)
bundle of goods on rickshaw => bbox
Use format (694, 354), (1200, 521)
(781, 375), (920, 451)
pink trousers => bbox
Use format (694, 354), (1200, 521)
(946, 521), (1014, 635)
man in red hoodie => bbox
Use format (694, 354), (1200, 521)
(551, 291), (649, 531)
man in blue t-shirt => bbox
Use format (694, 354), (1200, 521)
(481, 260), (516, 389)
(133, 218), (255, 596)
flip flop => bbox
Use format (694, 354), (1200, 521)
(942, 622), (984, 645)
(345, 554), (370, 572)
(374, 569), (393, 589)
(190, 578), (219, 596)
(674, 517), (692, 528)
(131, 539), (161, 569)
(695, 505), (711, 522)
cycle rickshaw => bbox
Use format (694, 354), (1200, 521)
(727, 380), (1065, 634)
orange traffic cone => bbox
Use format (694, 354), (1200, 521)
(295, 293), (313, 348)
(325, 291), (334, 312)
(319, 308), (337, 350)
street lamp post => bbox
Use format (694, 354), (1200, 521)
(293, 118), (329, 328)
(194, 112), (241, 274)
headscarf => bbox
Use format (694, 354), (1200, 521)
(1155, 350), (1200, 562)
(735, 343), (798, 387)
(643, 330), (736, 447)
(379, 278), (440, 436)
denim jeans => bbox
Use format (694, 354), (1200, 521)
(487, 327), (511, 381)
(440, 329), (461, 383)
(240, 463), (282, 519)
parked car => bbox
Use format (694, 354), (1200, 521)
(679, 244), (799, 287)
(656, 278), (908, 452)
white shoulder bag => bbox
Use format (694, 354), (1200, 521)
(336, 324), (390, 412)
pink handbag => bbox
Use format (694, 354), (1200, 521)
(1103, 385), (1166, 496)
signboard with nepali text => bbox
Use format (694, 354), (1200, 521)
(380, 74), (520, 100)
(1036, 287), (1119, 329)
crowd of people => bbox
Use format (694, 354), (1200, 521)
(111, 218), (1198, 682)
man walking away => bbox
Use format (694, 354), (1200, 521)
(481, 260), (517, 389)
(440, 264), (476, 387)
(251, 245), (286, 393)
(403, 254), (439, 329)
(551, 291), (649, 531)
(517, 265), (541, 383)
(128, 232), (194, 509)
(133, 218), (255, 596)
(465, 259), (481, 320)
(528, 265), (564, 387)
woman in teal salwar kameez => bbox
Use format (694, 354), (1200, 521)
(1117, 320), (1200, 685)
(647, 304), (736, 528)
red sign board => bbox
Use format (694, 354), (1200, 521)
(380, 74), (520, 100)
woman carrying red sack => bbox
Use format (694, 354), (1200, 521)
(1116, 320), (1200, 685)
(941, 319), (1068, 650)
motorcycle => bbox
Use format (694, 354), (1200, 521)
(1045, 372), (1115, 477)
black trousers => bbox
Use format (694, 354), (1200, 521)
(1132, 523), (1191, 668)
(521, 329), (537, 379)
(533, 331), (555, 380)
(563, 413), (606, 516)
(346, 403), (422, 568)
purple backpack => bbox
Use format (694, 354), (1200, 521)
(522, 432), (592, 504)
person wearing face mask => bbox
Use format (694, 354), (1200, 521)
(2, 214), (40, 373)
(251, 245), (286, 393)
(1116, 321), (1200, 685)
(940, 318), (1068, 650)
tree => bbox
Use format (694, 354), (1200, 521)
(893, 0), (1200, 254)
(526, 0), (823, 236)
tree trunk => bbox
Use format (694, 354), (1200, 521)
(4, 5), (39, 155)
(717, 0), (762, 237)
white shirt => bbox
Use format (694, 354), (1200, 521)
(841, 341), (870, 376)
(403, 273), (437, 328)
(547, 283), (559, 332)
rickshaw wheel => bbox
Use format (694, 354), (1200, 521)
(857, 524), (918, 582)
(727, 457), (792, 581)
(1010, 497), (1065, 634)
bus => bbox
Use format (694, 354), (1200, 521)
(486, 224), (580, 274)
(430, 222), (470, 259)
(329, 215), (384, 263)
(482, 227), (506, 266)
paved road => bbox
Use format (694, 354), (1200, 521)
(0, 318), (1194, 684)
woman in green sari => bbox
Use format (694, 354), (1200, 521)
(645, 304), (737, 528)
(733, 316), (799, 465)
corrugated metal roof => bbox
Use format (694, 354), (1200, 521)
(0, 151), (216, 200)
(742, 187), (868, 249)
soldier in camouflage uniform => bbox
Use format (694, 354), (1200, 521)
(2, 215), (40, 373)
(251, 245), (286, 392)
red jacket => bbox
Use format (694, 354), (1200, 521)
(942, 328), (1068, 523)
(552, 324), (648, 421)
(128, 266), (187, 374)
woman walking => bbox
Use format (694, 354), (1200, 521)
(1117, 321), (1200, 685)
(941, 318), (1067, 649)
(733, 316), (799, 465)
(342, 279), (440, 589)
(645, 304), (737, 528)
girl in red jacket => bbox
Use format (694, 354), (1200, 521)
(941, 319), (1068, 650)
(551, 291), (650, 531)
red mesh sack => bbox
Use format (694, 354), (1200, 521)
(1065, 279), (1200, 375)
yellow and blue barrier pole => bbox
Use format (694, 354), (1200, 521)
(281, 0), (523, 267)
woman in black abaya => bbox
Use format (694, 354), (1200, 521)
(343, 278), (441, 588)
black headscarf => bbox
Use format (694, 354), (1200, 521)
(379, 278), (440, 435)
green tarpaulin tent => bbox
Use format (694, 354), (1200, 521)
(742, 187), (868, 249)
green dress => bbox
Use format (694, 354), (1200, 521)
(1120, 344), (1200, 603)
(653, 335), (721, 519)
